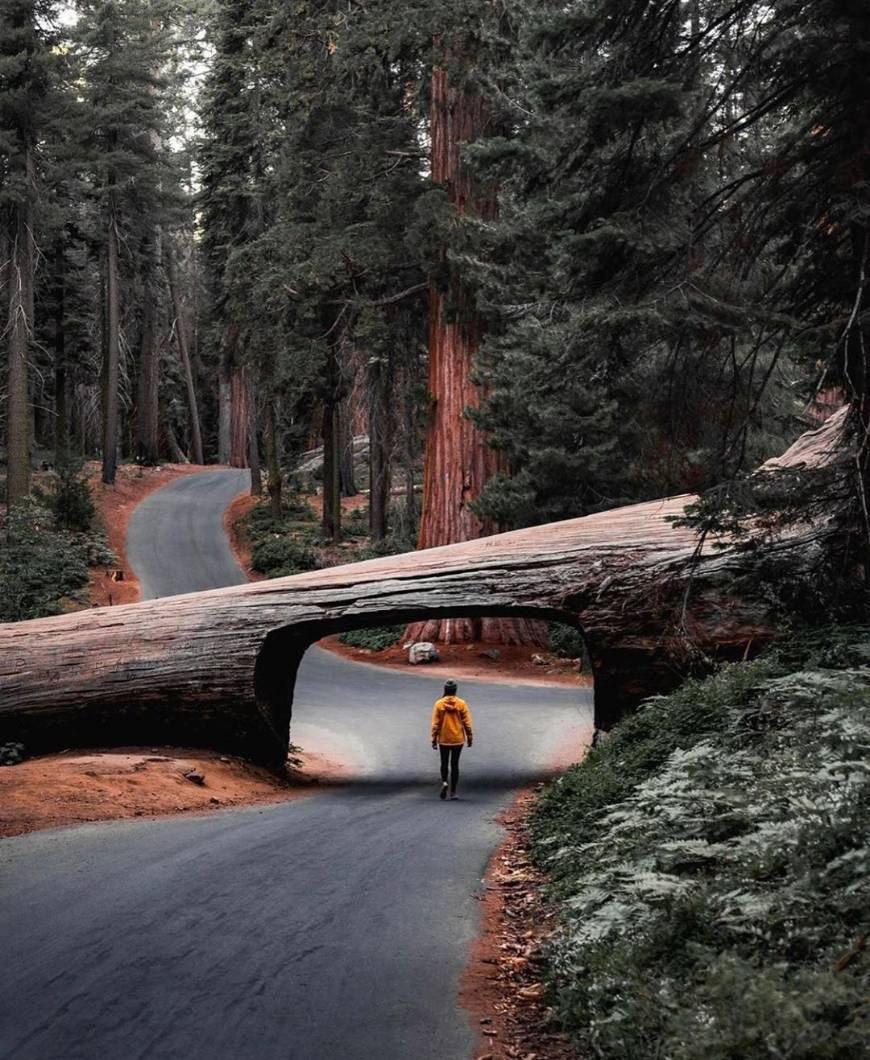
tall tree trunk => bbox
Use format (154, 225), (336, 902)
(407, 58), (546, 647)
(6, 148), (35, 505)
(265, 396), (282, 518)
(136, 232), (160, 464)
(229, 364), (249, 468)
(53, 241), (69, 467)
(321, 338), (342, 541)
(249, 397), (262, 496)
(165, 421), (189, 464)
(339, 401), (358, 497)
(368, 357), (392, 543)
(101, 203), (121, 486)
(403, 375), (417, 540)
(218, 372), (232, 464)
(217, 320), (239, 465)
(166, 237), (204, 464)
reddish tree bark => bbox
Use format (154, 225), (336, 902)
(407, 61), (546, 647)
(229, 364), (249, 468)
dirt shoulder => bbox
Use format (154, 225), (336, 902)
(461, 790), (577, 1060)
(460, 728), (588, 1060)
(88, 462), (219, 607)
(0, 746), (348, 840)
(224, 489), (266, 581)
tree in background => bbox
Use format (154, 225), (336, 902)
(0, 1), (55, 505)
(467, 0), (798, 533)
(198, 0), (258, 473)
(406, 6), (548, 646)
(73, 0), (176, 484)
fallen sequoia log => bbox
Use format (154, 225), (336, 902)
(0, 412), (847, 768)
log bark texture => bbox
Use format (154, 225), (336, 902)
(0, 413), (845, 770)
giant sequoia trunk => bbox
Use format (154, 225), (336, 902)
(229, 364), (249, 468)
(0, 413), (846, 768)
(408, 60), (546, 647)
(6, 156), (34, 505)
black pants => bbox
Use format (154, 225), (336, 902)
(439, 745), (462, 793)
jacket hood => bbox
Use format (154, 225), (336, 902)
(442, 696), (461, 711)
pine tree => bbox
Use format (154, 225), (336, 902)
(467, 0), (798, 533)
(0, 1), (55, 504)
(73, 0), (175, 484)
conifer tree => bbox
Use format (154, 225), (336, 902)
(73, 0), (174, 484)
(0, 1), (54, 505)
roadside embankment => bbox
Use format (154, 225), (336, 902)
(0, 746), (347, 839)
(521, 628), (870, 1058)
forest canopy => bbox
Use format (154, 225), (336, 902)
(2, 0), (869, 618)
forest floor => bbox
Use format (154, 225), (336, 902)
(0, 746), (346, 839)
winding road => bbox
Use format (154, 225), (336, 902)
(0, 471), (591, 1060)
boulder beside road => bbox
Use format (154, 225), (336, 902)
(408, 642), (440, 665)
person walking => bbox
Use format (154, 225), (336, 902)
(431, 679), (473, 800)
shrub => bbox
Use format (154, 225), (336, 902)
(45, 462), (95, 531)
(249, 496), (317, 533)
(250, 535), (318, 576)
(0, 499), (91, 620)
(548, 621), (586, 658)
(338, 625), (403, 652)
(0, 742), (26, 766)
(531, 632), (870, 1058)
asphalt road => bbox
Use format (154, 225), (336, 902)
(0, 470), (591, 1060)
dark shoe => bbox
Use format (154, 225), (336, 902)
(439, 782), (448, 800)
(449, 793), (458, 800)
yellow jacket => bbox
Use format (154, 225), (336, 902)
(431, 696), (473, 747)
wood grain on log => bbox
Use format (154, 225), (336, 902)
(0, 416), (845, 768)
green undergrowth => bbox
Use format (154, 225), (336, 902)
(245, 494), (408, 578)
(337, 625), (404, 652)
(0, 494), (115, 622)
(532, 628), (870, 1059)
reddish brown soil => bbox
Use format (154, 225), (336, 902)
(224, 490), (266, 581)
(0, 746), (348, 839)
(321, 635), (593, 689)
(462, 728), (590, 1060)
(87, 462), (219, 607)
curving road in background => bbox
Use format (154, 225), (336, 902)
(0, 470), (591, 1060)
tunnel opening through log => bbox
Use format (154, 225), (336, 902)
(253, 604), (592, 769)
